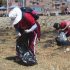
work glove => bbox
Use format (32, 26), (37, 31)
(16, 32), (21, 38)
(25, 29), (31, 33)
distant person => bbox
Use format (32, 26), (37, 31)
(53, 20), (70, 45)
(9, 6), (40, 65)
(65, 7), (68, 14)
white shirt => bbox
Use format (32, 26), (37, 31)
(9, 6), (22, 25)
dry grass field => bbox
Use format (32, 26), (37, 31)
(0, 15), (70, 70)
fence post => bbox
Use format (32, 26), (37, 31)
(7, 0), (9, 16)
(23, 0), (26, 7)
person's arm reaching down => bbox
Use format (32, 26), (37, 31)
(25, 23), (37, 33)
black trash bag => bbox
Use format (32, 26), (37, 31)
(55, 32), (68, 46)
(21, 51), (37, 66)
(16, 33), (37, 66)
(55, 37), (68, 46)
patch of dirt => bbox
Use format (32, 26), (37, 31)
(0, 16), (70, 70)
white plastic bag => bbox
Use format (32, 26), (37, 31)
(58, 32), (67, 41)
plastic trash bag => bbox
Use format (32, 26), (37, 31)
(58, 32), (67, 41)
(55, 32), (68, 46)
(16, 34), (37, 66)
(21, 51), (37, 66)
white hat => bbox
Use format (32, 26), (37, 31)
(9, 6), (22, 25)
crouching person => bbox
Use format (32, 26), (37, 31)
(9, 6), (40, 65)
(53, 20), (70, 46)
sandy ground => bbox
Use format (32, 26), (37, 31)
(0, 16), (70, 70)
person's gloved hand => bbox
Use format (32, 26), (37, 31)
(18, 32), (21, 36)
(25, 29), (31, 33)
(16, 32), (21, 38)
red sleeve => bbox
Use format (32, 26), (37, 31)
(24, 13), (36, 25)
(60, 21), (66, 28)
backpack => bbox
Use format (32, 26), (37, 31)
(20, 7), (39, 20)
